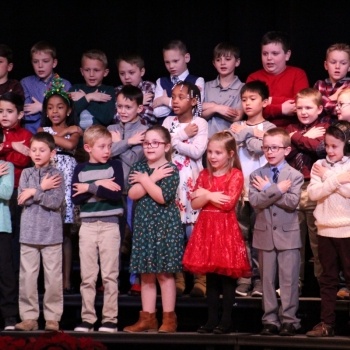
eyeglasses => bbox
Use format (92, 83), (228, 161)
(261, 146), (287, 153)
(142, 141), (167, 149)
(336, 102), (350, 109)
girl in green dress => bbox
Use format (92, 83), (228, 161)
(124, 125), (183, 333)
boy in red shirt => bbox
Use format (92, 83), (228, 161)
(247, 31), (309, 128)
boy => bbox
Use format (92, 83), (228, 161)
(249, 128), (304, 336)
(70, 50), (115, 131)
(0, 44), (24, 97)
(72, 125), (123, 333)
(0, 92), (32, 276)
(114, 52), (156, 125)
(230, 80), (275, 297)
(247, 32), (309, 128)
(20, 41), (71, 134)
(203, 42), (244, 137)
(0, 129), (18, 331)
(314, 43), (350, 121)
(108, 85), (148, 296)
(286, 88), (330, 292)
(15, 132), (65, 332)
(153, 40), (205, 124)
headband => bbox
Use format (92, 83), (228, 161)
(44, 74), (71, 104)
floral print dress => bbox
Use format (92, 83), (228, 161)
(162, 116), (208, 225)
(127, 161), (184, 273)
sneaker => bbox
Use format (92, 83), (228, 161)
(98, 322), (118, 333)
(74, 321), (94, 332)
(306, 322), (334, 337)
(235, 283), (251, 296)
(45, 320), (59, 331)
(337, 287), (350, 299)
(251, 280), (263, 297)
(15, 319), (39, 331)
(4, 317), (17, 331)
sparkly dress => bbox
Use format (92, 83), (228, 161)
(182, 168), (251, 278)
(128, 161), (184, 273)
(43, 127), (77, 224)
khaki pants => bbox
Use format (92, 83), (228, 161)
(79, 221), (120, 324)
(19, 243), (63, 321)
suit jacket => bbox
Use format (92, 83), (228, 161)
(249, 162), (304, 250)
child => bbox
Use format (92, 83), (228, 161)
(163, 81), (208, 297)
(108, 85), (148, 296)
(336, 88), (350, 122)
(183, 131), (251, 334)
(0, 92), (32, 276)
(247, 31), (309, 128)
(69, 49), (115, 131)
(306, 121), (350, 337)
(0, 44), (24, 97)
(38, 74), (82, 294)
(202, 42), (244, 137)
(314, 43), (350, 121)
(15, 132), (65, 332)
(0, 129), (18, 331)
(286, 88), (331, 291)
(230, 81), (275, 297)
(249, 128), (304, 336)
(153, 40), (205, 124)
(72, 125), (123, 333)
(114, 52), (156, 125)
(21, 41), (71, 134)
(124, 125), (183, 333)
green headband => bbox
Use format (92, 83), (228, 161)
(44, 74), (71, 104)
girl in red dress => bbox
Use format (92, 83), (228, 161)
(183, 130), (251, 334)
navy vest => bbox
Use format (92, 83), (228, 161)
(158, 74), (198, 122)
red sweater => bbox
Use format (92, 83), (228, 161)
(0, 123), (32, 188)
(247, 66), (309, 127)
(285, 118), (331, 180)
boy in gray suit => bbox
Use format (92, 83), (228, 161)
(249, 127), (303, 336)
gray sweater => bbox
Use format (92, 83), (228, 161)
(108, 118), (148, 191)
(19, 165), (65, 245)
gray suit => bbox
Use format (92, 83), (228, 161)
(249, 162), (304, 329)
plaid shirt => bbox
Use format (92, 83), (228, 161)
(114, 80), (156, 125)
(314, 77), (350, 117)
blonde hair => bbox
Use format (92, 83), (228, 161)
(82, 49), (108, 68)
(264, 127), (291, 147)
(295, 88), (322, 107)
(83, 125), (111, 146)
(326, 43), (350, 60)
(31, 41), (56, 59)
(338, 88), (350, 100)
(207, 130), (244, 204)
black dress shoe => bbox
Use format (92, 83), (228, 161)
(197, 324), (215, 334)
(261, 323), (279, 336)
(279, 323), (296, 336)
(213, 324), (231, 334)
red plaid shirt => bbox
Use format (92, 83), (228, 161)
(314, 77), (350, 117)
(114, 80), (156, 125)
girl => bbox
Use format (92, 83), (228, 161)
(183, 131), (251, 334)
(162, 81), (208, 297)
(124, 125), (183, 333)
(38, 74), (82, 294)
(306, 121), (350, 337)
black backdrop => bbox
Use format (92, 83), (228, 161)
(1, 1), (350, 88)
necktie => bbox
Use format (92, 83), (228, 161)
(272, 167), (279, 183)
(171, 76), (179, 85)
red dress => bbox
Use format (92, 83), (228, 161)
(183, 168), (251, 278)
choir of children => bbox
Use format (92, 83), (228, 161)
(1, 32), (350, 337)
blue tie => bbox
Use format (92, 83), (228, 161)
(171, 76), (179, 85)
(272, 167), (279, 183)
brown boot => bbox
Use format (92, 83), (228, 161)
(123, 311), (158, 332)
(190, 274), (206, 297)
(175, 273), (185, 297)
(158, 311), (177, 333)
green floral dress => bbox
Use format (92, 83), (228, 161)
(127, 161), (184, 273)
